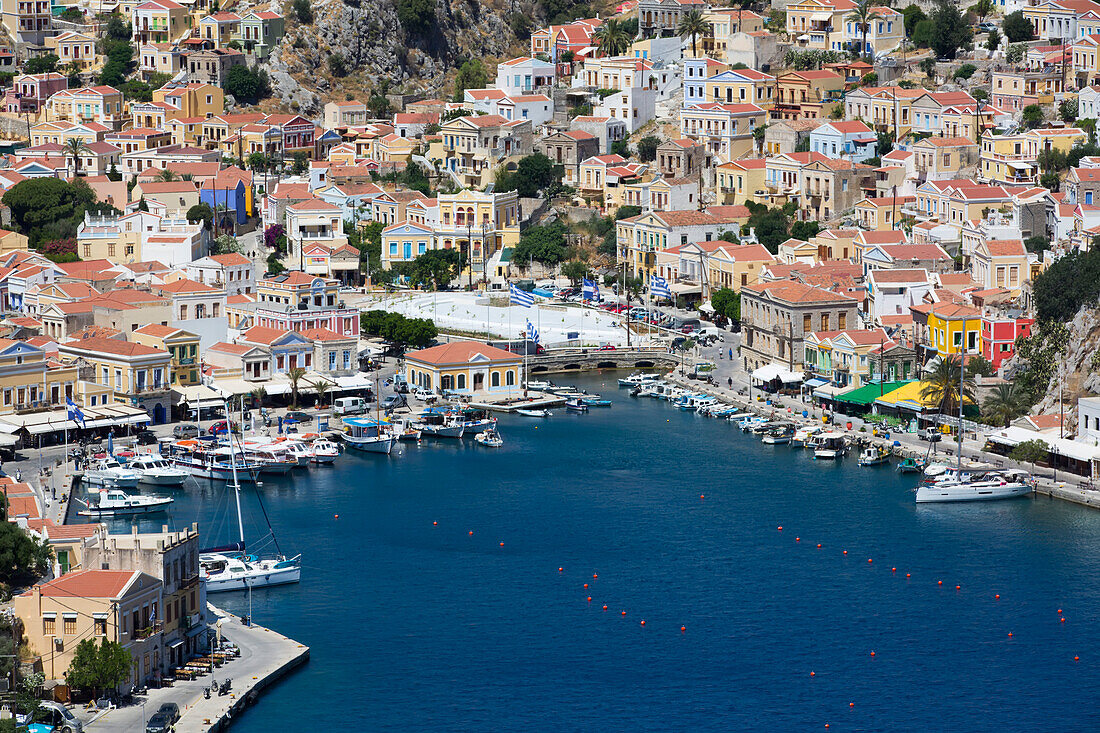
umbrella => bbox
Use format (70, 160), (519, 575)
(107, 431), (113, 456)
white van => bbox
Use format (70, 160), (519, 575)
(333, 397), (368, 415)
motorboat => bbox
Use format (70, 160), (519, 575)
(725, 412), (754, 423)
(387, 417), (422, 441)
(565, 398), (588, 413)
(342, 417), (398, 453)
(474, 429), (504, 447)
(791, 424), (823, 448)
(915, 471), (1033, 503)
(618, 373), (659, 387)
(167, 441), (261, 482)
(692, 396), (718, 412)
(748, 420), (779, 435)
(275, 439), (312, 467)
(857, 446), (891, 466)
(526, 379), (554, 391)
(581, 397), (613, 407)
(243, 445), (297, 475)
(77, 488), (173, 517)
(813, 433), (848, 460)
(897, 457), (924, 474)
(200, 552), (302, 592)
(516, 408), (551, 417)
(761, 424), (794, 445)
(414, 410), (465, 438)
(82, 459), (141, 489)
(309, 439), (341, 464)
(456, 407), (497, 434)
(126, 455), (189, 486)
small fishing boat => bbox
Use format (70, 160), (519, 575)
(243, 444), (297, 475)
(78, 488), (173, 516)
(456, 407), (497, 434)
(126, 455), (189, 487)
(761, 424), (794, 445)
(388, 417), (422, 441)
(474, 429), (504, 447)
(791, 424), (823, 448)
(414, 410), (466, 438)
(342, 417), (398, 453)
(82, 459), (141, 489)
(857, 446), (891, 466)
(896, 458), (923, 474)
(167, 441), (261, 482)
(526, 379), (554, 391)
(581, 397), (612, 407)
(309, 439), (341, 464)
(565, 398), (588, 413)
(812, 433), (848, 460)
(512, 405), (550, 416)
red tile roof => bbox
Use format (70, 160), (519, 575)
(26, 569), (138, 598)
(406, 341), (519, 365)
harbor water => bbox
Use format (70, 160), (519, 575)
(91, 375), (1100, 731)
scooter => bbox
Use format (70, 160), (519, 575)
(218, 679), (232, 696)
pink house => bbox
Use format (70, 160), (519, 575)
(981, 313), (1034, 370)
(2, 73), (67, 113)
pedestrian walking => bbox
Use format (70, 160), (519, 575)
(727, 377), (732, 388)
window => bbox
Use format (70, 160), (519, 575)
(803, 314), (812, 332)
(43, 617), (55, 635)
(821, 314), (830, 330)
(64, 615), (77, 635)
(94, 617), (107, 636)
(838, 312), (847, 329)
(491, 371), (500, 387)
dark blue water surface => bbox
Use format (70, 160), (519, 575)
(95, 375), (1100, 731)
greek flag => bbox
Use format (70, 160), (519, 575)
(582, 278), (600, 302)
(650, 274), (672, 300)
(509, 283), (534, 308)
(66, 397), (86, 427)
(526, 319), (540, 345)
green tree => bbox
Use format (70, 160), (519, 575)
(396, 0), (434, 35)
(1022, 103), (1044, 129)
(407, 248), (461, 290)
(292, 151), (310, 176)
(985, 27), (1001, 53)
(973, 0), (994, 22)
(247, 151), (268, 172)
(677, 9), (710, 58)
(593, 17), (632, 57)
(2, 177), (103, 246)
(311, 379), (331, 407)
(1032, 247), (1100, 322)
(846, 0), (874, 59)
(327, 53), (347, 77)
(1023, 235), (1049, 254)
(224, 65), (270, 104)
(911, 19), (935, 49)
(509, 12), (533, 40)
(250, 385), (267, 410)
(920, 57), (936, 79)
(24, 54), (58, 75)
(744, 201), (794, 253)
(901, 4), (926, 36)
(636, 135), (661, 162)
(513, 221), (568, 266)
(292, 0), (313, 23)
(368, 93), (391, 118)
(1059, 97), (1078, 123)
(287, 367), (306, 408)
(266, 251), (285, 275)
(710, 287), (740, 321)
(14, 671), (44, 724)
(212, 234), (244, 255)
(609, 139), (631, 158)
(1003, 11), (1034, 42)
(63, 138), (89, 176)
(453, 58), (488, 101)
(0, 521), (51, 584)
(954, 63), (977, 80)
(1006, 43), (1027, 64)
(187, 202), (214, 230)
(930, 0), (972, 60)
(982, 382), (1025, 426)
(496, 153), (560, 198)
(560, 260), (590, 285)
(968, 353), (995, 378)
(66, 639), (130, 697)
(920, 355), (975, 416)
(790, 219), (820, 241)
(1010, 439), (1049, 466)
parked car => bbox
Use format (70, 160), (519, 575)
(134, 430), (159, 446)
(158, 702), (180, 724)
(410, 386), (437, 402)
(37, 702), (82, 733)
(284, 411), (314, 423)
(381, 394), (408, 411)
(978, 21), (997, 32)
(172, 423), (200, 439)
(597, 344), (616, 351)
(333, 397), (369, 415)
(207, 419), (239, 435)
(145, 712), (171, 733)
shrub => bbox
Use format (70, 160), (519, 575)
(292, 0), (313, 24)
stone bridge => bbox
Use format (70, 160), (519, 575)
(527, 348), (679, 374)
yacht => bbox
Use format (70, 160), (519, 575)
(78, 488), (173, 517)
(515, 408), (551, 417)
(343, 416), (398, 453)
(618, 373), (659, 387)
(200, 552), (302, 592)
(916, 471), (1033, 503)
(309, 438), (341, 464)
(82, 459), (141, 489)
(127, 455), (189, 486)
(526, 379), (554, 391)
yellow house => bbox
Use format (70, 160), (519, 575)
(155, 82), (224, 119)
(376, 133), (416, 163)
(131, 323), (200, 386)
(786, 0), (848, 52)
(132, 0), (191, 46)
(971, 239), (1029, 296)
(979, 127), (1086, 185)
(44, 32), (98, 71)
(716, 158), (766, 205)
(0, 338), (77, 415)
(405, 341), (522, 396)
(0, 228), (28, 254)
(915, 301), (982, 357)
(700, 8), (765, 60)
(704, 68), (776, 109)
(854, 196), (913, 230)
(700, 241), (775, 292)
(57, 336), (172, 421)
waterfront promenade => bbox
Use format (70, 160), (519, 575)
(85, 605), (308, 733)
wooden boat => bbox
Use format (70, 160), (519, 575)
(565, 398), (588, 413)
(897, 458), (924, 474)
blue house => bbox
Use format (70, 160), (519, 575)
(809, 121), (878, 163)
(200, 167), (253, 228)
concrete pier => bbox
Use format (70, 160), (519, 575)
(86, 604), (308, 733)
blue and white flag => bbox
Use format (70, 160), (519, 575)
(526, 319), (540, 345)
(66, 397), (85, 427)
(582, 278), (600, 302)
(509, 283), (534, 308)
(650, 274), (672, 300)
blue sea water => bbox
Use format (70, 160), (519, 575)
(99, 375), (1100, 731)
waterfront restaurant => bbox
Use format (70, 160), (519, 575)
(404, 342), (522, 396)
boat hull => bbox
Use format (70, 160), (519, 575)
(205, 565), (301, 593)
(814, 449), (844, 460)
(138, 472), (188, 487)
(420, 425), (465, 438)
(78, 499), (173, 517)
(84, 474), (140, 489)
(345, 435), (396, 453)
(915, 481), (1032, 503)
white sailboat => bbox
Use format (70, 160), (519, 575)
(201, 410), (301, 592)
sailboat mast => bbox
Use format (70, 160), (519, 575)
(957, 320), (965, 473)
(226, 401), (245, 549)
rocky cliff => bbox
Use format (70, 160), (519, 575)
(264, 0), (534, 116)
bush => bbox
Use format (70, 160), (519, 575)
(2, 178), (108, 246)
(328, 53), (347, 77)
(396, 0), (435, 36)
(636, 135), (660, 162)
(954, 63), (977, 80)
(292, 0), (313, 24)
(1003, 11), (1034, 42)
(1006, 43), (1027, 64)
(224, 65), (270, 104)
(24, 54), (58, 75)
(360, 310), (437, 347)
(609, 139), (630, 158)
(513, 221), (568, 266)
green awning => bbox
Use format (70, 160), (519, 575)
(835, 380), (915, 407)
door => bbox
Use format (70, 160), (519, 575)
(154, 403), (166, 424)
(474, 372), (485, 391)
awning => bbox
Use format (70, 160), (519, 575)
(804, 377), (829, 389)
(810, 12), (832, 20)
(669, 282), (702, 295)
(333, 374), (375, 391)
(751, 364), (783, 382)
(797, 34), (811, 40)
(779, 370), (804, 384)
(168, 639), (184, 650)
(835, 380), (915, 407)
(174, 384), (227, 408)
(813, 384), (846, 400)
(988, 426), (1100, 464)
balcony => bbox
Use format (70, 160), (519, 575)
(134, 621), (164, 640)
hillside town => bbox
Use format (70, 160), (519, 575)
(0, 0), (1099, 727)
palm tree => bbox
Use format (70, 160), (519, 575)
(593, 17), (632, 57)
(846, 0), (875, 60)
(311, 378), (331, 408)
(983, 383), (1025, 427)
(920, 355), (976, 417)
(63, 138), (89, 177)
(155, 168), (179, 182)
(287, 367), (306, 408)
(677, 9), (710, 58)
(250, 385), (267, 410)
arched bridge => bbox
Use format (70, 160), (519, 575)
(527, 348), (679, 374)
